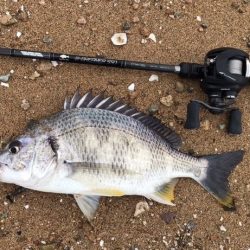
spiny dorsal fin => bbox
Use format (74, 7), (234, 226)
(64, 90), (182, 149)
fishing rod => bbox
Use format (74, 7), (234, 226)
(0, 46), (250, 134)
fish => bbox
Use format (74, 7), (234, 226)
(0, 90), (244, 221)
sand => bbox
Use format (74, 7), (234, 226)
(0, 0), (249, 249)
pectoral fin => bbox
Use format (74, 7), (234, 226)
(74, 194), (100, 221)
(147, 178), (179, 206)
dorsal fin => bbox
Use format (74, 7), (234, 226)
(64, 90), (182, 149)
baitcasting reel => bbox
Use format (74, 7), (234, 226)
(183, 47), (250, 134)
(0, 46), (249, 134)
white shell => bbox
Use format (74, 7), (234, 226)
(149, 74), (159, 82)
(111, 33), (128, 46)
(148, 33), (156, 43)
(128, 83), (135, 92)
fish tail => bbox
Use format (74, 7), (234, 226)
(197, 150), (244, 210)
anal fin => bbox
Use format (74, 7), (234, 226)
(74, 194), (100, 221)
(147, 179), (179, 206)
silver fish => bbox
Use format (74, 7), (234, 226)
(0, 90), (244, 220)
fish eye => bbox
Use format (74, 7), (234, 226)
(8, 140), (22, 154)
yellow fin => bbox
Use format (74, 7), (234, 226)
(92, 188), (125, 197)
(152, 179), (179, 205)
(218, 193), (235, 210)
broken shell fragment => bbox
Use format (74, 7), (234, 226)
(111, 33), (128, 46)
(134, 201), (150, 217)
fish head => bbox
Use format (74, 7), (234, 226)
(0, 132), (57, 186)
(0, 136), (36, 184)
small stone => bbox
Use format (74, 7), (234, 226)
(160, 211), (176, 224)
(128, 83), (135, 92)
(122, 21), (131, 31)
(140, 27), (150, 37)
(10, 69), (15, 74)
(196, 16), (202, 22)
(198, 27), (204, 32)
(149, 74), (159, 82)
(193, 214), (197, 219)
(0, 82), (9, 88)
(148, 33), (156, 43)
(160, 95), (173, 107)
(24, 204), (29, 209)
(175, 81), (185, 93)
(134, 0), (140, 3)
(133, 3), (139, 9)
(201, 22), (208, 29)
(142, 220), (147, 225)
(111, 33), (127, 46)
(0, 14), (17, 26)
(238, 221), (242, 226)
(132, 16), (140, 23)
(43, 35), (53, 44)
(219, 225), (227, 232)
(77, 17), (87, 25)
(39, 0), (46, 5)
(201, 119), (210, 130)
(16, 7), (29, 22)
(0, 73), (11, 82)
(16, 31), (22, 38)
(51, 61), (58, 67)
(36, 62), (52, 72)
(29, 71), (40, 80)
(141, 38), (147, 44)
(185, 0), (193, 4)
(219, 124), (226, 130)
(21, 100), (30, 110)
(134, 201), (149, 217)
(148, 103), (159, 114)
(99, 240), (104, 247)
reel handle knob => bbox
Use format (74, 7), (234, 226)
(228, 109), (242, 135)
(185, 101), (200, 129)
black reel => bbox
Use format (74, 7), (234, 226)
(184, 47), (250, 134)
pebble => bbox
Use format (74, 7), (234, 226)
(201, 22), (209, 29)
(201, 119), (210, 130)
(0, 14), (17, 26)
(219, 225), (227, 232)
(99, 240), (104, 247)
(196, 16), (202, 22)
(16, 7), (29, 22)
(0, 73), (11, 82)
(175, 81), (185, 93)
(43, 35), (53, 44)
(24, 204), (29, 209)
(111, 33), (127, 46)
(39, 0), (46, 4)
(122, 21), (131, 31)
(132, 16), (140, 23)
(160, 211), (176, 224)
(185, 0), (193, 3)
(77, 17), (87, 25)
(16, 31), (22, 38)
(133, 3), (139, 9)
(148, 33), (157, 43)
(29, 71), (40, 80)
(198, 27), (204, 32)
(128, 83), (135, 92)
(21, 99), (30, 110)
(0, 82), (9, 88)
(149, 74), (159, 82)
(219, 124), (225, 130)
(148, 103), (159, 114)
(141, 38), (147, 44)
(51, 61), (59, 67)
(134, 201), (149, 217)
(36, 62), (52, 72)
(160, 95), (173, 107)
(193, 214), (197, 219)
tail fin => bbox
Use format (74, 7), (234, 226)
(197, 150), (244, 209)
